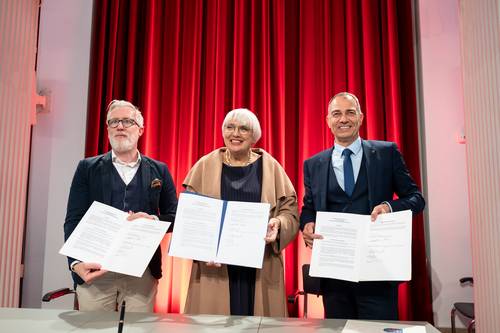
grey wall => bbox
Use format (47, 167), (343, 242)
(418, 0), (472, 328)
(22, 0), (93, 309)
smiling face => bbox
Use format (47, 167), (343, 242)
(107, 106), (143, 153)
(326, 95), (364, 147)
(222, 119), (255, 157)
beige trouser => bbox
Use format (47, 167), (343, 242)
(76, 269), (157, 312)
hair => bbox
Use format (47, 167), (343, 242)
(328, 92), (362, 115)
(106, 100), (144, 128)
(222, 108), (262, 143)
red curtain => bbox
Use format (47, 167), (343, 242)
(86, 0), (432, 321)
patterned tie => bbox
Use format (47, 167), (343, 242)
(342, 148), (355, 196)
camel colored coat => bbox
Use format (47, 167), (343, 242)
(182, 148), (299, 317)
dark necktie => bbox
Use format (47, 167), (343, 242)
(342, 148), (355, 196)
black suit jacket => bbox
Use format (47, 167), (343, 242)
(300, 140), (425, 229)
(64, 152), (178, 285)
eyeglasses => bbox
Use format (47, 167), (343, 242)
(107, 118), (138, 128)
(224, 124), (251, 135)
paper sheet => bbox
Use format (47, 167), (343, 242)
(310, 210), (412, 282)
(60, 201), (170, 277)
(169, 192), (270, 268)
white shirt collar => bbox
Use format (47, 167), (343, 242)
(333, 137), (362, 156)
(111, 150), (142, 167)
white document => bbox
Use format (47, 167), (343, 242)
(342, 320), (426, 333)
(59, 201), (170, 277)
(168, 192), (270, 268)
(310, 210), (412, 282)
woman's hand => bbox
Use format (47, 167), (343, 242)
(265, 217), (281, 244)
(205, 261), (222, 268)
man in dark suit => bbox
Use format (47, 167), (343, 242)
(64, 100), (177, 312)
(300, 92), (425, 320)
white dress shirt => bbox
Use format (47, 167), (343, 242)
(111, 150), (141, 185)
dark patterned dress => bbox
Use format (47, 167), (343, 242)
(220, 157), (263, 316)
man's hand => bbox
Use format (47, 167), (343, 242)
(73, 262), (108, 284)
(264, 218), (281, 244)
(302, 222), (322, 248)
(205, 261), (222, 268)
(127, 211), (156, 221)
(370, 203), (391, 221)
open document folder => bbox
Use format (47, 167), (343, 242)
(168, 192), (270, 268)
(59, 201), (171, 277)
(310, 210), (412, 282)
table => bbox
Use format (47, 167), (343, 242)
(0, 307), (440, 332)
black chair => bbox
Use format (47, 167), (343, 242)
(42, 287), (78, 310)
(288, 264), (322, 318)
(451, 277), (474, 333)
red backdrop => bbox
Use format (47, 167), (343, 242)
(86, 0), (432, 321)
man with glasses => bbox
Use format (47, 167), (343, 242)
(64, 100), (177, 312)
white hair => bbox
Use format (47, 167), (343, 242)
(222, 108), (262, 143)
(106, 99), (144, 128)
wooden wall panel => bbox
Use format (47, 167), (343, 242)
(0, 0), (39, 307)
(460, 0), (500, 331)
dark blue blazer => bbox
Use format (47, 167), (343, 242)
(300, 140), (424, 229)
(64, 152), (178, 285)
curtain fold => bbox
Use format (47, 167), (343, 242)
(86, 0), (432, 321)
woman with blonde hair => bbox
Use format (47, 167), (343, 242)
(183, 108), (299, 317)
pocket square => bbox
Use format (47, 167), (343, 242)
(151, 178), (162, 189)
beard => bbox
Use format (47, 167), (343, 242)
(109, 132), (139, 153)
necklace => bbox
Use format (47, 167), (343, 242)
(225, 149), (252, 166)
